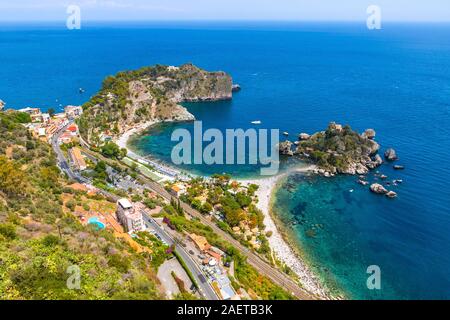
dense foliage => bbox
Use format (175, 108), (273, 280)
(0, 111), (162, 299)
(297, 123), (378, 172)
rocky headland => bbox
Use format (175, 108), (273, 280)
(78, 64), (235, 145)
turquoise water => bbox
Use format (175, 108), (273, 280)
(1, 22), (450, 299)
(87, 217), (106, 230)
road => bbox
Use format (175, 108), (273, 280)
(142, 214), (218, 300)
(135, 176), (315, 300)
(55, 124), (315, 300)
(51, 124), (218, 300)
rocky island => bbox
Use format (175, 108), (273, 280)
(78, 64), (235, 145)
(280, 122), (382, 176)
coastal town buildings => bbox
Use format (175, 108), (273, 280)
(68, 147), (87, 171)
(64, 105), (83, 119)
(189, 233), (211, 252)
(169, 183), (187, 198)
(116, 198), (145, 233)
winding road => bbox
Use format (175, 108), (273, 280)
(52, 123), (315, 300)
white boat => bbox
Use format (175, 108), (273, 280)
(251, 120), (261, 125)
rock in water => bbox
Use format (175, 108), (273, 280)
(373, 154), (383, 166)
(386, 191), (398, 198)
(278, 140), (294, 156)
(362, 128), (376, 139)
(232, 84), (241, 92)
(384, 148), (398, 161)
(370, 183), (388, 194)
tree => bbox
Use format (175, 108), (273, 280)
(200, 202), (213, 214)
(0, 156), (28, 196)
(47, 108), (56, 117)
(101, 142), (125, 159)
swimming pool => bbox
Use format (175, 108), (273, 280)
(87, 217), (106, 230)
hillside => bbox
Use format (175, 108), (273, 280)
(0, 111), (162, 299)
(78, 64), (234, 145)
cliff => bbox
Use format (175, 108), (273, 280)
(78, 64), (234, 145)
(293, 122), (382, 175)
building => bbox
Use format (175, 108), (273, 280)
(99, 131), (113, 143)
(169, 183), (186, 198)
(18, 107), (41, 115)
(66, 123), (78, 134)
(116, 199), (145, 233)
(65, 105), (83, 119)
(68, 147), (87, 171)
(189, 233), (211, 252)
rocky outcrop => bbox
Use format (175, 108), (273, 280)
(370, 183), (388, 194)
(386, 191), (398, 198)
(298, 133), (311, 141)
(384, 148), (398, 161)
(232, 84), (241, 92)
(361, 128), (376, 139)
(278, 140), (294, 156)
(78, 64), (235, 144)
(295, 122), (383, 175)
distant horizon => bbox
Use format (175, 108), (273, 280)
(2, 19), (450, 24)
(0, 0), (449, 23)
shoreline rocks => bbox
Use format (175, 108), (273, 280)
(361, 128), (376, 140)
(232, 84), (241, 92)
(298, 133), (310, 141)
(278, 140), (294, 156)
(370, 183), (388, 194)
(386, 191), (398, 198)
(384, 148), (398, 161)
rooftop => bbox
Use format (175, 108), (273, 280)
(118, 198), (133, 209)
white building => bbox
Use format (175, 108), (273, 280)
(116, 199), (145, 233)
(64, 105), (83, 119)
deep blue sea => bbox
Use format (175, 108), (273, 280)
(1, 21), (449, 299)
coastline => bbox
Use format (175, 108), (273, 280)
(115, 121), (183, 181)
(239, 167), (332, 299)
(116, 123), (331, 299)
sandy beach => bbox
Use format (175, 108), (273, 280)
(115, 121), (182, 181)
(117, 123), (328, 297)
(240, 166), (329, 298)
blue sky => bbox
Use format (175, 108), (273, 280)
(0, 0), (449, 22)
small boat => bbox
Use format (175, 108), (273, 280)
(79, 87), (85, 94)
(393, 165), (405, 170)
(283, 132), (289, 136)
(251, 120), (261, 125)
(349, 189), (354, 193)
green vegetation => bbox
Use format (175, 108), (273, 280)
(0, 111), (162, 299)
(177, 175), (268, 255)
(173, 250), (199, 289)
(134, 232), (171, 269)
(161, 204), (294, 300)
(77, 63), (231, 145)
(101, 142), (127, 159)
(297, 122), (379, 173)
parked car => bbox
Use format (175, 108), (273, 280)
(189, 250), (194, 255)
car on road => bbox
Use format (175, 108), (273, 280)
(189, 250), (194, 255)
